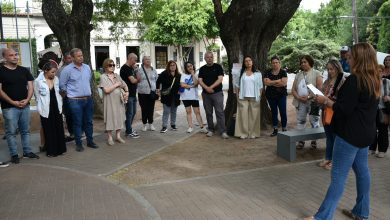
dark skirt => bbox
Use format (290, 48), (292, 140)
(41, 89), (66, 156)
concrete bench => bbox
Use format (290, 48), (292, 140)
(277, 127), (326, 162)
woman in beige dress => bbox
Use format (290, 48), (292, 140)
(99, 58), (128, 145)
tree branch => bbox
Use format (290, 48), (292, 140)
(212, 0), (223, 25)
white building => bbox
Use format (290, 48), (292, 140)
(1, 1), (225, 73)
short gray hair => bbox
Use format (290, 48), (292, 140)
(128, 53), (138, 60)
(70, 48), (82, 57)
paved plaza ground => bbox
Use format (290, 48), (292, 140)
(0, 96), (389, 220)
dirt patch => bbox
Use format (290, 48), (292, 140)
(108, 96), (327, 187)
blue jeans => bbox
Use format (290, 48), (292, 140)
(67, 98), (94, 146)
(267, 96), (287, 128)
(2, 106), (32, 156)
(125, 96), (137, 134)
(324, 125), (335, 161)
(314, 136), (370, 220)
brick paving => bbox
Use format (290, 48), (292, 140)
(0, 97), (389, 220)
(136, 157), (390, 220)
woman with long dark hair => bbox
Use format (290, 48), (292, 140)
(305, 43), (381, 220)
(156, 60), (181, 133)
(180, 61), (207, 133)
(234, 56), (263, 139)
(317, 59), (346, 170)
(34, 61), (66, 157)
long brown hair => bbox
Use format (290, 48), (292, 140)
(165, 60), (180, 77)
(350, 43), (381, 98)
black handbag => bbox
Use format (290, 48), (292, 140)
(142, 65), (159, 100)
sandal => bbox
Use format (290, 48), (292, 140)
(318, 160), (331, 167)
(342, 209), (364, 220)
(311, 140), (317, 149)
(296, 141), (305, 149)
(324, 162), (332, 170)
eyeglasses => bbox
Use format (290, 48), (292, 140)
(108, 64), (115, 67)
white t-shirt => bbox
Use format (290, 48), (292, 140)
(180, 74), (198, 100)
(242, 74), (255, 98)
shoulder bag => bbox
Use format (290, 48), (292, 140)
(161, 77), (176, 96)
(142, 65), (159, 100)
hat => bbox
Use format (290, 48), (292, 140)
(340, 46), (349, 52)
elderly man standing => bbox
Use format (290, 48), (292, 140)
(59, 48), (98, 152)
(120, 53), (140, 138)
(0, 48), (40, 164)
(198, 52), (229, 139)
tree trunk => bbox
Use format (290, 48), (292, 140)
(213, 0), (301, 130)
(41, 0), (103, 118)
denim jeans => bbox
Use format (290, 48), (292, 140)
(267, 96), (287, 128)
(125, 96), (137, 134)
(162, 104), (178, 128)
(63, 97), (73, 135)
(324, 125), (335, 161)
(2, 106), (32, 156)
(314, 136), (370, 220)
(67, 97), (94, 146)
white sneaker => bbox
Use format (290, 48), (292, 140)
(250, 135), (256, 139)
(240, 135), (247, 139)
(369, 150), (376, 155)
(149, 124), (155, 131)
(187, 127), (193, 133)
(200, 127), (208, 133)
(221, 132), (229, 139)
(142, 124), (148, 132)
(376, 152), (385, 158)
(206, 131), (214, 137)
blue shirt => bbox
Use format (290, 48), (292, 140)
(339, 59), (350, 73)
(59, 63), (92, 98)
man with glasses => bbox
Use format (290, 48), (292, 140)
(59, 48), (98, 152)
(0, 48), (40, 164)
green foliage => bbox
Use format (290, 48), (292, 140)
(143, 0), (209, 46)
(377, 1), (390, 52)
(280, 9), (316, 40)
(269, 39), (339, 73)
(94, 70), (101, 84)
(93, 0), (136, 43)
(1, 2), (18, 13)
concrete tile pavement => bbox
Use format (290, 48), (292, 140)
(136, 157), (390, 220)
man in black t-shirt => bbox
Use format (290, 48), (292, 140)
(120, 53), (140, 138)
(198, 52), (228, 139)
(0, 48), (40, 164)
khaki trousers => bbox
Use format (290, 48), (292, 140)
(235, 97), (261, 138)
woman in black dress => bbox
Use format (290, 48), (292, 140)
(34, 61), (66, 157)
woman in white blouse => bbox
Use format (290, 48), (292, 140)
(234, 56), (263, 139)
(34, 61), (66, 157)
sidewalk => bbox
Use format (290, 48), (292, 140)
(0, 101), (389, 220)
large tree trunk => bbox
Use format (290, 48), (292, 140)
(213, 0), (301, 130)
(41, 0), (103, 118)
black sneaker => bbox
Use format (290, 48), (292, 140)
(171, 125), (177, 131)
(270, 129), (278, 137)
(126, 131), (140, 139)
(23, 152), (40, 159)
(11, 155), (19, 164)
(282, 128), (287, 132)
(65, 135), (75, 142)
(87, 142), (99, 149)
(160, 127), (168, 133)
(76, 144), (84, 152)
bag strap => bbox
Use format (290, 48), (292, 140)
(169, 77), (176, 89)
(142, 64), (153, 89)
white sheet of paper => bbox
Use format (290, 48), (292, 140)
(307, 84), (324, 96)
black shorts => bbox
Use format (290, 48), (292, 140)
(182, 100), (200, 107)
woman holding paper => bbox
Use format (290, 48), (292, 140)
(317, 59), (346, 170)
(234, 56), (263, 139)
(304, 42), (380, 220)
(292, 55), (323, 149)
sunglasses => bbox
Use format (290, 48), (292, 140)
(108, 64), (115, 67)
